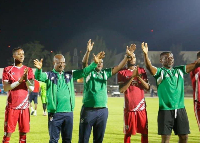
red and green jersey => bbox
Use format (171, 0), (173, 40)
(154, 65), (187, 110)
(83, 68), (112, 107)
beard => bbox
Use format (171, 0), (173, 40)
(127, 62), (135, 68)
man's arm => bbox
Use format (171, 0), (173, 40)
(82, 39), (94, 68)
(34, 59), (48, 82)
(119, 66), (150, 93)
(112, 46), (132, 75)
(73, 51), (105, 79)
(186, 58), (200, 73)
(25, 68), (34, 92)
(77, 39), (94, 83)
(3, 68), (31, 92)
(141, 42), (157, 75)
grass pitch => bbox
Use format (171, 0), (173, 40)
(0, 95), (199, 143)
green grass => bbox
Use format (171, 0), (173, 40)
(0, 96), (199, 143)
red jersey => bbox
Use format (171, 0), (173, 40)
(33, 80), (40, 93)
(118, 67), (148, 111)
(190, 67), (200, 102)
(2, 65), (34, 109)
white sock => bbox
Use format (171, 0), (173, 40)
(31, 107), (34, 112)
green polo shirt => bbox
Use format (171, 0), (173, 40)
(83, 68), (112, 107)
(154, 65), (187, 110)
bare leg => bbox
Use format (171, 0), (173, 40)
(161, 135), (171, 143)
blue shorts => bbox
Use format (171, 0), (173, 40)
(29, 92), (38, 104)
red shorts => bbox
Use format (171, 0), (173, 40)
(124, 109), (148, 135)
(194, 101), (200, 131)
(4, 107), (30, 133)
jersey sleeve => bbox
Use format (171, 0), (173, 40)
(104, 68), (112, 79)
(153, 67), (161, 79)
(117, 70), (125, 84)
(2, 67), (9, 82)
(173, 65), (187, 75)
(140, 68), (148, 82)
(72, 62), (97, 80)
(28, 67), (34, 80)
(35, 69), (48, 82)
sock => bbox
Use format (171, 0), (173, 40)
(31, 107), (34, 112)
(141, 134), (148, 143)
(2, 136), (10, 143)
(124, 134), (131, 143)
(19, 135), (26, 143)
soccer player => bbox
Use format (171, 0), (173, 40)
(78, 39), (133, 143)
(190, 51), (200, 131)
(141, 42), (200, 143)
(118, 44), (149, 143)
(34, 52), (104, 143)
(2, 47), (34, 143)
(29, 79), (40, 116)
(40, 81), (47, 116)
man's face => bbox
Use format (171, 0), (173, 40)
(161, 53), (174, 68)
(13, 49), (25, 63)
(127, 53), (136, 67)
(96, 59), (103, 71)
(53, 56), (66, 72)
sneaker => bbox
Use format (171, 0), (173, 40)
(31, 111), (34, 115)
(43, 112), (47, 116)
(34, 111), (37, 116)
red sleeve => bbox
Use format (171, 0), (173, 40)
(28, 67), (34, 80)
(139, 68), (148, 83)
(2, 67), (10, 81)
(118, 71), (125, 84)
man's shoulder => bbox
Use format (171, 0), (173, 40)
(118, 68), (128, 73)
(4, 65), (14, 71)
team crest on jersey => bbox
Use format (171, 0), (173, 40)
(51, 77), (54, 80)
(12, 72), (15, 75)
(66, 74), (69, 79)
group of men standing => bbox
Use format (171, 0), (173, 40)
(2, 39), (200, 143)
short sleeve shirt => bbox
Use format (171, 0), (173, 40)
(154, 65), (187, 110)
(2, 65), (34, 109)
(83, 68), (112, 107)
(118, 67), (148, 111)
(190, 67), (200, 102)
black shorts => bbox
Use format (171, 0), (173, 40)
(29, 92), (38, 104)
(158, 108), (190, 135)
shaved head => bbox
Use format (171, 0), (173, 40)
(53, 54), (66, 73)
(54, 54), (65, 62)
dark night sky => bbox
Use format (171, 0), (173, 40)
(1, 0), (200, 67)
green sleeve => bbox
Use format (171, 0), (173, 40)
(35, 69), (48, 82)
(72, 62), (97, 80)
(153, 67), (161, 79)
(174, 65), (187, 74)
(104, 68), (112, 79)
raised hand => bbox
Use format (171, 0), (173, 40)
(132, 66), (139, 77)
(141, 42), (148, 54)
(34, 59), (43, 70)
(126, 46), (132, 57)
(93, 51), (105, 64)
(19, 68), (28, 83)
(128, 44), (136, 53)
(87, 39), (94, 52)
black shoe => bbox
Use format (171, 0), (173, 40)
(31, 111), (34, 115)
